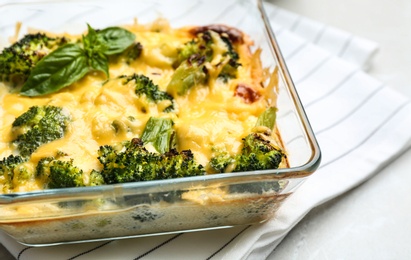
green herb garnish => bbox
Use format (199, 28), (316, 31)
(20, 24), (135, 96)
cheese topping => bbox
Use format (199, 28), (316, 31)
(0, 19), (282, 193)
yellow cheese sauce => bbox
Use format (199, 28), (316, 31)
(0, 19), (278, 193)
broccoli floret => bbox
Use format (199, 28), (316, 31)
(122, 42), (143, 64)
(169, 29), (242, 96)
(237, 107), (284, 171)
(89, 170), (105, 186)
(120, 74), (174, 112)
(97, 138), (204, 184)
(167, 54), (208, 96)
(208, 151), (235, 173)
(208, 107), (285, 173)
(208, 133), (285, 173)
(218, 35), (241, 82)
(36, 157), (85, 189)
(161, 149), (204, 178)
(234, 133), (285, 172)
(0, 33), (68, 84)
(174, 32), (213, 68)
(12, 105), (71, 157)
(0, 155), (26, 192)
(13, 165), (32, 185)
(174, 30), (240, 82)
(174, 40), (200, 66)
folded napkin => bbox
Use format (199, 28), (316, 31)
(2, 2), (411, 260)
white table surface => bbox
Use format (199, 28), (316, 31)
(0, 0), (410, 259)
(267, 0), (411, 259)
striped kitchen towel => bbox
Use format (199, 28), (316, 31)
(1, 1), (410, 259)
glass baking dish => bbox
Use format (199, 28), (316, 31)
(0, 0), (321, 246)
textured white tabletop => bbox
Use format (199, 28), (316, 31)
(268, 0), (411, 259)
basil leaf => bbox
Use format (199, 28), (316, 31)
(90, 52), (109, 76)
(83, 24), (109, 56)
(97, 27), (136, 55)
(20, 44), (89, 96)
(82, 24), (109, 77)
(19, 24), (136, 96)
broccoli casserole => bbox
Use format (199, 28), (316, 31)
(0, 19), (287, 194)
(0, 0), (335, 247)
(0, 0), (323, 246)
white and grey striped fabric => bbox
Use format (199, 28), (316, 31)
(1, 2), (411, 259)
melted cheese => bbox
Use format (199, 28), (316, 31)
(0, 19), (279, 193)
